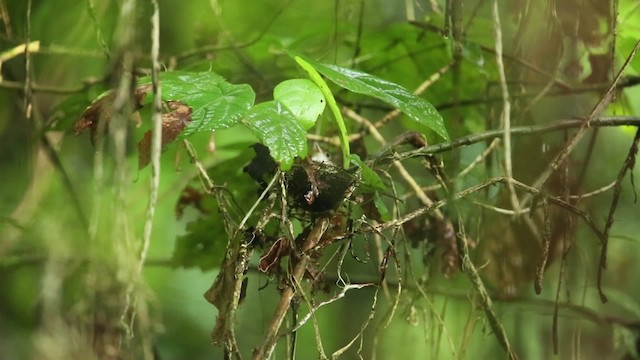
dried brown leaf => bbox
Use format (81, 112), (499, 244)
(73, 84), (152, 143)
(138, 101), (192, 169)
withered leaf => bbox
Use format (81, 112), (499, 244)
(204, 241), (252, 348)
(258, 237), (291, 274)
(138, 101), (192, 170)
(74, 84), (152, 143)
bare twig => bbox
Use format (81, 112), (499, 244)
(523, 40), (640, 207)
(534, 196), (551, 294)
(343, 108), (443, 220)
(569, 181), (617, 200)
(0, 40), (39, 82)
(455, 138), (501, 180)
(387, 117), (640, 163)
(253, 217), (331, 360)
(291, 275), (328, 359)
(492, 0), (520, 215)
(350, 177), (607, 252)
(599, 128), (640, 302)
(522, 41), (640, 303)
(139, 0), (162, 275)
(457, 218), (518, 360)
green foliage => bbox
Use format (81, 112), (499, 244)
(139, 71), (256, 136)
(127, 56), (447, 172)
(243, 101), (308, 171)
(273, 79), (326, 130)
(292, 54), (352, 168)
(295, 54), (449, 141)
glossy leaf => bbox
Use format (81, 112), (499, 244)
(139, 71), (255, 137)
(274, 79), (325, 130)
(244, 101), (308, 171)
(297, 55), (449, 140)
(292, 53), (351, 168)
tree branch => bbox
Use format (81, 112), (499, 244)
(381, 117), (640, 163)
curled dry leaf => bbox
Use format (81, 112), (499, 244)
(258, 237), (291, 274)
(138, 100), (192, 169)
(74, 84), (152, 143)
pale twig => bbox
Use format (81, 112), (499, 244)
(139, 0), (161, 275)
(568, 181), (616, 200)
(492, 0), (520, 215)
(23, 1), (33, 120)
(388, 117), (640, 162)
(291, 275), (328, 359)
(355, 177), (607, 251)
(253, 218), (331, 360)
(307, 133), (340, 147)
(292, 283), (374, 332)
(123, 5), (161, 352)
(456, 218), (518, 360)
(0, 40), (39, 82)
(470, 200), (530, 215)
(343, 107), (444, 221)
(110, 0), (138, 345)
(233, 171), (279, 238)
(599, 128), (640, 303)
(331, 286), (379, 359)
(521, 40), (640, 208)
(455, 137), (501, 180)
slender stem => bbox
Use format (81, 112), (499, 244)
(384, 117), (640, 163)
(253, 218), (330, 360)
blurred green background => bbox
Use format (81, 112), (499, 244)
(1, 0), (640, 359)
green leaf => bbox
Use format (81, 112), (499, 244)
(374, 192), (391, 222)
(296, 55), (449, 140)
(349, 154), (386, 190)
(139, 71), (255, 137)
(274, 79), (326, 130)
(244, 101), (308, 171)
(292, 54), (351, 169)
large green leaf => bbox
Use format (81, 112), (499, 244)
(244, 101), (308, 171)
(273, 79), (326, 130)
(297, 55), (449, 140)
(139, 71), (255, 137)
